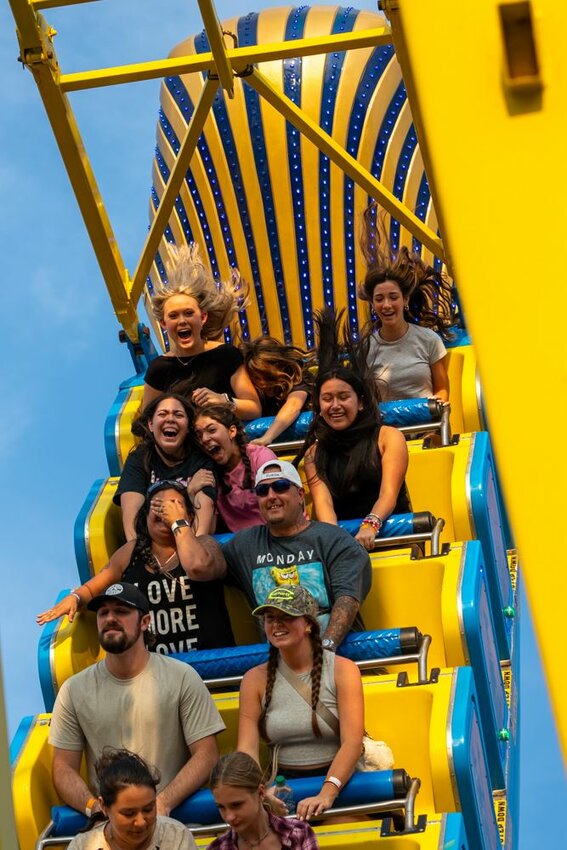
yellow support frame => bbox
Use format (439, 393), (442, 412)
(7, 0), (442, 345)
(382, 0), (567, 761)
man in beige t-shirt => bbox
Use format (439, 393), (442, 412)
(49, 583), (225, 819)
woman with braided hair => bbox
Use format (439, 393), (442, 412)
(237, 586), (364, 823)
(37, 480), (234, 653)
(358, 204), (455, 402)
(143, 243), (261, 420)
(193, 404), (277, 532)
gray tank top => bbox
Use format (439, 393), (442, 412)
(264, 650), (340, 768)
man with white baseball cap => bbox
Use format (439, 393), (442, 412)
(201, 460), (372, 651)
(49, 582), (225, 820)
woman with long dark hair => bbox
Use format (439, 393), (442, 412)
(241, 335), (313, 447)
(37, 481), (233, 653)
(115, 392), (217, 540)
(192, 404), (277, 532)
(358, 204), (455, 402)
(68, 748), (196, 849)
(297, 310), (410, 551)
(237, 585), (364, 823)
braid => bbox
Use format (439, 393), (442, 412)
(309, 625), (324, 738)
(258, 645), (279, 741)
(194, 403), (254, 490)
(234, 428), (253, 491)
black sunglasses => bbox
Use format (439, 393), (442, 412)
(254, 478), (293, 498)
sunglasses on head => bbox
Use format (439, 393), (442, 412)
(254, 478), (293, 497)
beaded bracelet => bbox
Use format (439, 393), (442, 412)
(361, 513), (383, 532)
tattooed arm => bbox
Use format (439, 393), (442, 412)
(323, 595), (360, 647)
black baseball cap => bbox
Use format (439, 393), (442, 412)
(87, 582), (149, 614)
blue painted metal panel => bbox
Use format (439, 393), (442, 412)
(37, 589), (70, 712)
(74, 479), (106, 585)
(440, 812), (469, 849)
(451, 667), (500, 850)
(468, 431), (513, 658)
(460, 542), (507, 789)
(9, 714), (34, 765)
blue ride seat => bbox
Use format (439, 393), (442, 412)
(244, 399), (444, 444)
(172, 627), (423, 683)
(49, 769), (411, 837)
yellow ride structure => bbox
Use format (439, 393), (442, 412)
(4, 1), (566, 848)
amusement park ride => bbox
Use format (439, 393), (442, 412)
(3, 0), (566, 848)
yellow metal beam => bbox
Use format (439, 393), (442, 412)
(8, 0), (139, 340)
(130, 77), (219, 305)
(246, 67), (445, 260)
(59, 27), (392, 93)
(31, 0), (100, 10)
(385, 0), (567, 761)
(197, 0), (234, 98)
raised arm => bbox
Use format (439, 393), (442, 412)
(37, 542), (135, 624)
(355, 425), (408, 550)
(296, 656), (364, 820)
(431, 355), (450, 402)
(120, 491), (145, 541)
(157, 496), (226, 580)
(250, 389), (308, 446)
(303, 445), (338, 524)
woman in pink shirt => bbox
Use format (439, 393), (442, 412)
(193, 404), (277, 532)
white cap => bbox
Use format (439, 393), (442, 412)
(255, 460), (303, 489)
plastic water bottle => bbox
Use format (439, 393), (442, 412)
(273, 774), (296, 814)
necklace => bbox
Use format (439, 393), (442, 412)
(238, 825), (271, 848)
(175, 355), (194, 366)
(104, 822), (154, 850)
(152, 551), (178, 572)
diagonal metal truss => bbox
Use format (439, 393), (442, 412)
(7, 0), (445, 344)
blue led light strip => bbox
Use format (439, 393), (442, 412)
(194, 26), (266, 337)
(318, 6), (359, 316)
(284, 5), (314, 348)
(239, 13), (292, 343)
(412, 172), (430, 255)
(163, 78), (245, 343)
(390, 124), (418, 252)
(344, 45), (394, 336)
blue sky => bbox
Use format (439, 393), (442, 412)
(0, 2), (564, 847)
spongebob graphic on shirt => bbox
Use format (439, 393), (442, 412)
(253, 557), (331, 629)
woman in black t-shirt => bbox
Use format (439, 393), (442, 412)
(38, 481), (235, 653)
(144, 243), (261, 420)
(115, 393), (217, 540)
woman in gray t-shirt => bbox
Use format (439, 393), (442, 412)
(358, 203), (455, 402)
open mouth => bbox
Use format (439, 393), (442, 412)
(161, 427), (179, 438)
(177, 328), (192, 340)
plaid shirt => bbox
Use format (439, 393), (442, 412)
(207, 812), (320, 849)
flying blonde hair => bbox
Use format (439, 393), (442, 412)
(151, 243), (247, 340)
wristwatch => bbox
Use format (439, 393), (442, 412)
(322, 638), (337, 652)
(171, 519), (191, 535)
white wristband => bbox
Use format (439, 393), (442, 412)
(324, 775), (342, 790)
